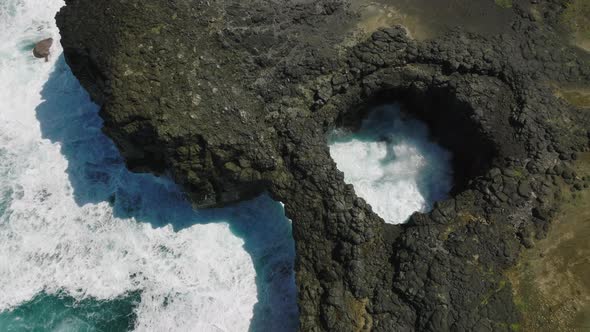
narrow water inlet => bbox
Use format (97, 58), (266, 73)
(328, 103), (454, 224)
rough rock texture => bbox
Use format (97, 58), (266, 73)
(56, 0), (590, 330)
(33, 37), (53, 61)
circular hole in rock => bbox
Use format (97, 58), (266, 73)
(328, 103), (454, 224)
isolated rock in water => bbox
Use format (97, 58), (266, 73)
(33, 38), (53, 61)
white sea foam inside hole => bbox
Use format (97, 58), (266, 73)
(328, 104), (454, 224)
(0, 1), (297, 331)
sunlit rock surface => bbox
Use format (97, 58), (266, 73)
(56, 0), (590, 330)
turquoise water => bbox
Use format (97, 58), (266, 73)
(0, 1), (297, 331)
(0, 293), (140, 332)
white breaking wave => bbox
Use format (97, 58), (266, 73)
(329, 104), (453, 224)
(0, 1), (297, 331)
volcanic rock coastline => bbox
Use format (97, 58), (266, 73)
(56, 0), (590, 330)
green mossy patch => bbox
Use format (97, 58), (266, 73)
(561, 0), (590, 38)
(561, 0), (590, 51)
(495, 0), (513, 9)
(510, 323), (521, 332)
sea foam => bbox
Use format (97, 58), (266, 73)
(329, 104), (453, 224)
(0, 1), (297, 331)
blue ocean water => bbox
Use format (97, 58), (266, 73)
(0, 1), (455, 330)
(0, 292), (140, 331)
(0, 1), (297, 331)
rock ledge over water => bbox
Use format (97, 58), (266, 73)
(57, 0), (590, 330)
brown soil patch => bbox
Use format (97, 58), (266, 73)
(554, 85), (590, 110)
(508, 153), (590, 331)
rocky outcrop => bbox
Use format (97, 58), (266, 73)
(33, 37), (53, 61)
(56, 0), (590, 330)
